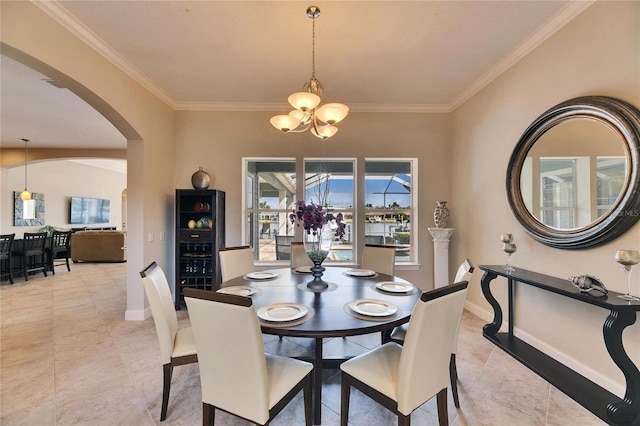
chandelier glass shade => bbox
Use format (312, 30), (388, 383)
(20, 138), (32, 201)
(270, 6), (348, 140)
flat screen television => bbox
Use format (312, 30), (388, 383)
(70, 196), (111, 224)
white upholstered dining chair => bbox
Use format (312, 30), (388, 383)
(390, 258), (474, 408)
(340, 281), (469, 426)
(290, 241), (313, 269)
(218, 246), (254, 282)
(140, 262), (197, 421)
(360, 244), (396, 276)
(183, 288), (313, 425)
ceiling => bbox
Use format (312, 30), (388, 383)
(1, 0), (592, 149)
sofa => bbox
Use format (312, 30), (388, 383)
(71, 230), (126, 263)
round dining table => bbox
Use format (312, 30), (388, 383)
(219, 266), (421, 425)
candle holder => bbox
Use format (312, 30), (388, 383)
(615, 250), (640, 301)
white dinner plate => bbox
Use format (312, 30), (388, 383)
(346, 269), (376, 277)
(375, 281), (414, 293)
(257, 303), (309, 322)
(294, 266), (312, 273)
(217, 286), (258, 297)
(245, 271), (278, 280)
(348, 299), (398, 317)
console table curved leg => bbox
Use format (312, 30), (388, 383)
(481, 270), (501, 336)
(603, 309), (640, 424)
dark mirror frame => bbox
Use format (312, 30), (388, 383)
(506, 96), (640, 249)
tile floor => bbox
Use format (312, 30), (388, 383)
(1, 263), (605, 425)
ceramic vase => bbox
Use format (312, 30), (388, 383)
(434, 201), (449, 228)
(191, 166), (211, 189)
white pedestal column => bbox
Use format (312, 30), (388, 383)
(428, 228), (455, 288)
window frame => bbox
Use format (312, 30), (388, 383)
(242, 157), (419, 268)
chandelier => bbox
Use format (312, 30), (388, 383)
(20, 138), (31, 201)
(270, 6), (348, 140)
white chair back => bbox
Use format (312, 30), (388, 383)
(360, 244), (395, 276)
(184, 290), (270, 425)
(219, 246), (254, 282)
(397, 282), (468, 414)
(454, 258), (474, 283)
(141, 262), (178, 365)
(290, 242), (312, 269)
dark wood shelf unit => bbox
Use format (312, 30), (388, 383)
(175, 189), (225, 309)
(479, 265), (640, 426)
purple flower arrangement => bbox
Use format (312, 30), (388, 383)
(289, 200), (346, 239)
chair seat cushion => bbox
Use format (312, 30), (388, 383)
(340, 342), (403, 401)
(266, 354), (313, 410)
(172, 326), (197, 358)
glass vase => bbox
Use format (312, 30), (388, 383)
(304, 226), (334, 290)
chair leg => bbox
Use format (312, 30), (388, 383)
(65, 255), (71, 271)
(202, 402), (215, 426)
(303, 374), (312, 426)
(340, 374), (351, 426)
(23, 256), (28, 281)
(398, 413), (411, 426)
(161, 363), (173, 421)
(436, 388), (448, 426)
(449, 354), (460, 408)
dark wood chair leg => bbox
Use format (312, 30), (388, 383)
(449, 353), (460, 408)
(23, 256), (28, 281)
(161, 363), (173, 421)
(398, 413), (411, 426)
(202, 402), (215, 426)
(436, 388), (448, 426)
(340, 374), (351, 426)
(304, 375), (312, 426)
(65, 254), (71, 271)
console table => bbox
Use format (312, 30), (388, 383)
(479, 265), (640, 425)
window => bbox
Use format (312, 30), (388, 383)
(244, 159), (296, 261)
(304, 159), (355, 262)
(365, 159), (415, 262)
(243, 157), (418, 265)
(540, 159), (576, 229)
(596, 156), (626, 216)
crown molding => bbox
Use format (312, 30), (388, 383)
(448, 0), (595, 111)
(175, 101), (451, 114)
(33, 0), (177, 109)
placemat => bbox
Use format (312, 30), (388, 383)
(243, 272), (279, 282)
(371, 282), (420, 296)
(216, 286), (263, 298)
(343, 271), (379, 279)
(259, 306), (315, 328)
(343, 303), (403, 322)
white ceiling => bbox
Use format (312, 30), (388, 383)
(1, 0), (592, 149)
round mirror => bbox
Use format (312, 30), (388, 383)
(507, 96), (640, 249)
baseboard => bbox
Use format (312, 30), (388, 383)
(463, 300), (625, 397)
(125, 306), (152, 321)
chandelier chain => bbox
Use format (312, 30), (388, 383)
(311, 14), (316, 78)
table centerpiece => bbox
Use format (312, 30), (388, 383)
(290, 200), (346, 289)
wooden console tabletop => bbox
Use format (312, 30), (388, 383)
(479, 265), (640, 425)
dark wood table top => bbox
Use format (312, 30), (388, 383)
(220, 267), (422, 338)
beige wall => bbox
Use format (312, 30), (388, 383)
(450, 1), (640, 395)
(1, 1), (176, 319)
(175, 110), (451, 287)
(1, 160), (126, 235)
